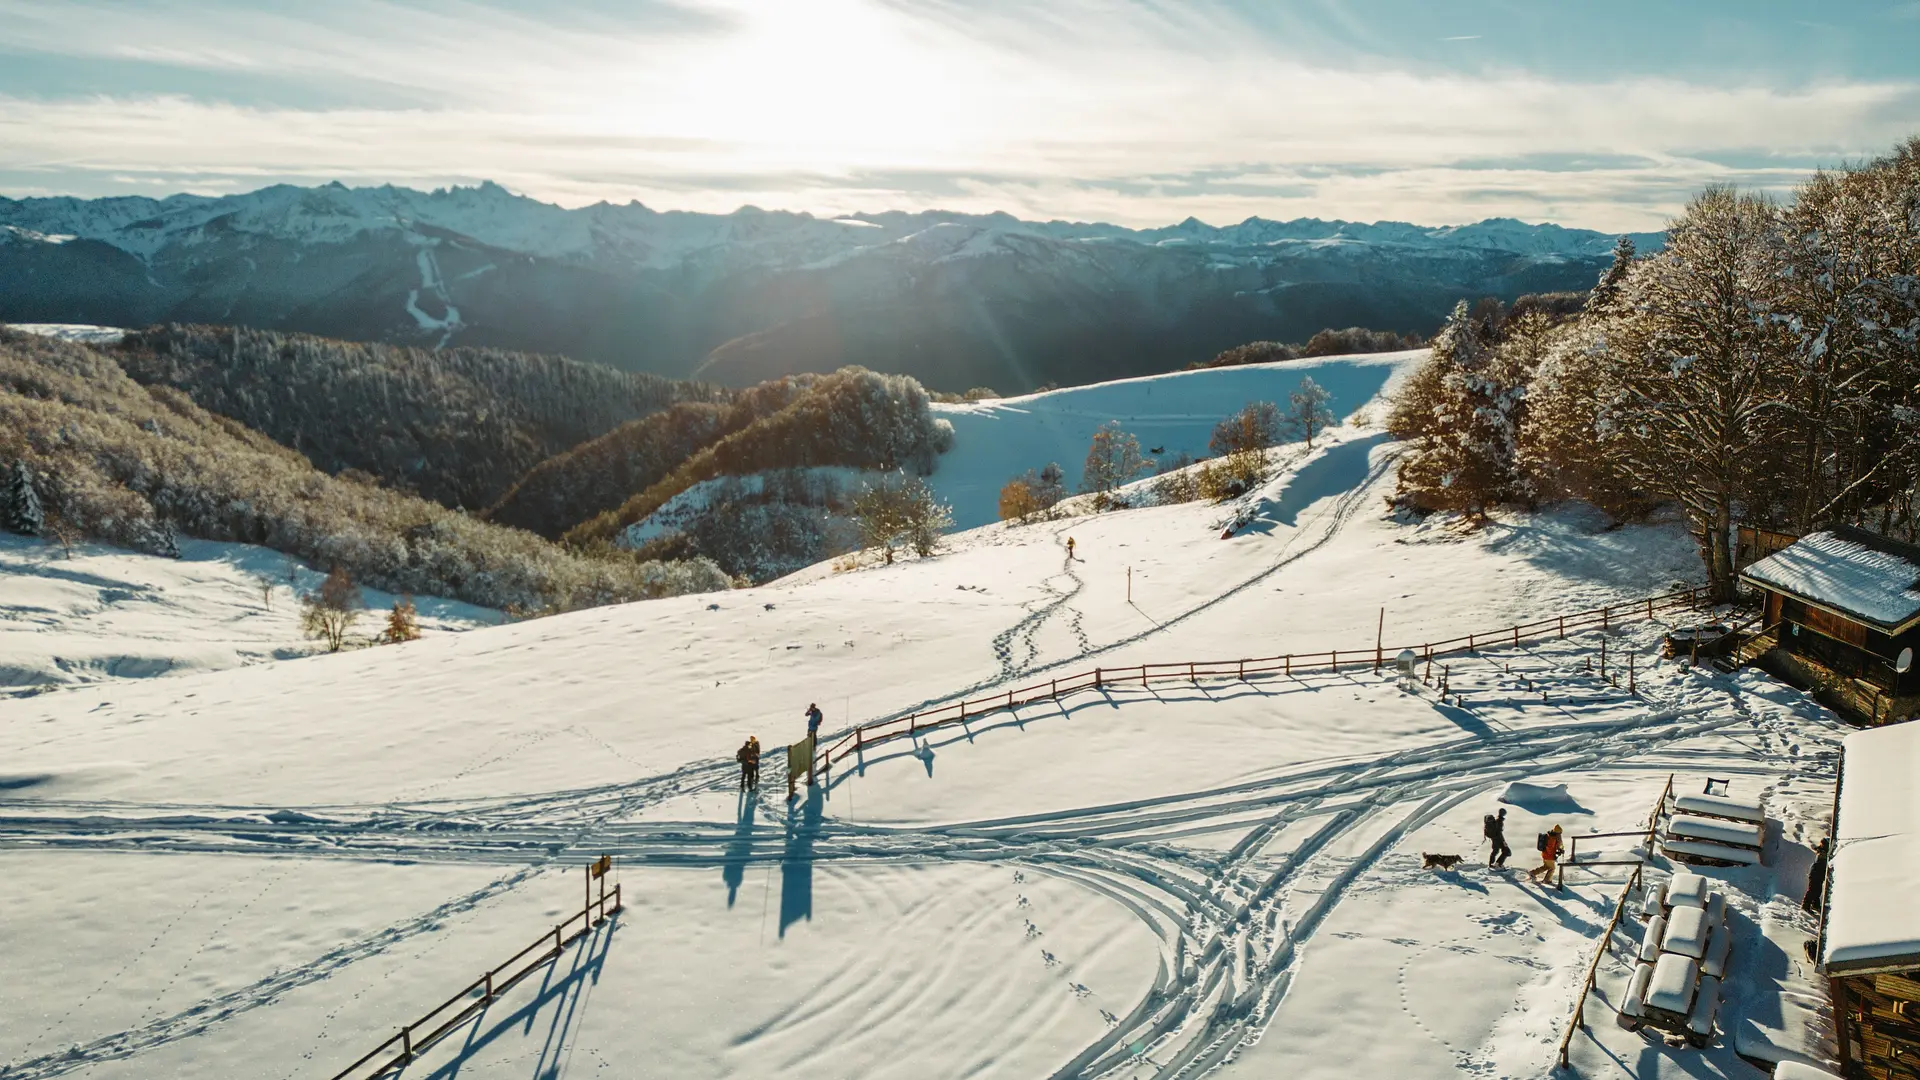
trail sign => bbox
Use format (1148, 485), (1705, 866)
(590, 854), (612, 879)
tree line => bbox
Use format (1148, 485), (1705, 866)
(1390, 135), (1920, 599)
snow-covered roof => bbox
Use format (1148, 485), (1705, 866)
(1823, 722), (1920, 975)
(1740, 527), (1920, 633)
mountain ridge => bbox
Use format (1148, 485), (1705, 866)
(0, 182), (1656, 392)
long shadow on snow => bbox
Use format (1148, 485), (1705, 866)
(414, 916), (614, 1080)
(778, 785), (824, 937)
(1239, 432), (1392, 533)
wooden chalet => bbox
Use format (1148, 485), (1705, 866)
(1739, 526), (1920, 725)
(1819, 723), (1920, 1079)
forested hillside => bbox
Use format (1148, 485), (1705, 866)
(1391, 135), (1920, 599)
(484, 376), (817, 538)
(0, 330), (728, 611)
(114, 325), (726, 510)
(564, 368), (953, 553)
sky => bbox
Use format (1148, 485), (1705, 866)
(0, 0), (1917, 230)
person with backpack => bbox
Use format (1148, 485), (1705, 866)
(1528, 824), (1564, 886)
(746, 736), (761, 791)
(805, 703), (823, 741)
(1066, 537), (1076, 560)
(1483, 808), (1511, 869)
(736, 738), (755, 791)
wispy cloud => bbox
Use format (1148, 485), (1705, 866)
(0, 0), (1912, 229)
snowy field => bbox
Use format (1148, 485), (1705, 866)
(0, 352), (1847, 1079)
(0, 533), (498, 697)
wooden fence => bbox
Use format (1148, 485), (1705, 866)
(818, 586), (1712, 772)
(1553, 774), (1675, 1069)
(331, 867), (622, 1080)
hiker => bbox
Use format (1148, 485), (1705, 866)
(1483, 808), (1512, 869)
(1528, 824), (1564, 886)
(746, 736), (761, 791)
(805, 703), (823, 742)
(1803, 837), (1830, 913)
(736, 738), (755, 791)
(1066, 537), (1076, 559)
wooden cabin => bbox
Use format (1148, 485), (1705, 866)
(1739, 526), (1920, 725)
(1819, 723), (1920, 1079)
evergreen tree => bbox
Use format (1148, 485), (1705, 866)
(1391, 301), (1526, 517)
(1588, 236), (1637, 314)
(1, 460), (43, 536)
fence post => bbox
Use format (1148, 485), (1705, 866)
(484, 970), (493, 1000)
(1603, 606), (1610, 632)
(1468, 633), (1475, 653)
(1095, 667), (1102, 689)
(402, 1025), (413, 1061)
(1007, 689), (1014, 709)
(1238, 659), (1245, 680)
(1513, 625), (1520, 647)
(1332, 649), (1338, 672)
(1189, 662), (1196, 682)
(856, 727), (863, 751)
(1559, 615), (1565, 638)
(1628, 653), (1635, 694)
(1285, 655), (1291, 676)
(1647, 598), (1654, 619)
(1051, 678), (1058, 697)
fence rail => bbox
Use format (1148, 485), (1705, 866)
(819, 587), (1712, 771)
(331, 873), (622, 1080)
(1553, 773), (1674, 1069)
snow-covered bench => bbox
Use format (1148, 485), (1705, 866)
(1665, 872), (1709, 909)
(1666, 814), (1763, 849)
(1645, 953), (1699, 1021)
(1663, 905), (1710, 958)
(1672, 791), (1765, 825)
(1660, 836), (1763, 866)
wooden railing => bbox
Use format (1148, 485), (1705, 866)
(330, 870), (622, 1080)
(817, 587), (1711, 771)
(1553, 775), (1673, 1069)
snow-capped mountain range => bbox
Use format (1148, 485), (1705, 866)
(0, 182), (1661, 390)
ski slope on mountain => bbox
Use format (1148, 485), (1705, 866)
(0, 354), (1841, 1080)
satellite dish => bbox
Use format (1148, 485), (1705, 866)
(1898, 647), (1914, 675)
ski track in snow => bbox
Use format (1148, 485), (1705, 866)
(0, 427), (1809, 1078)
(0, 653), (1776, 1078)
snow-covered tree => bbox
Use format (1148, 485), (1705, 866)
(850, 474), (951, 563)
(1391, 301), (1528, 517)
(1285, 377), (1336, 449)
(1604, 185), (1795, 598)
(1081, 421), (1147, 505)
(2, 460), (43, 536)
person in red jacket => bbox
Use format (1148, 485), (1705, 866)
(1528, 824), (1564, 886)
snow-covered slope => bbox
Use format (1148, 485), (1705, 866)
(0, 362), (1838, 1080)
(928, 350), (1415, 529)
(0, 533), (497, 697)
